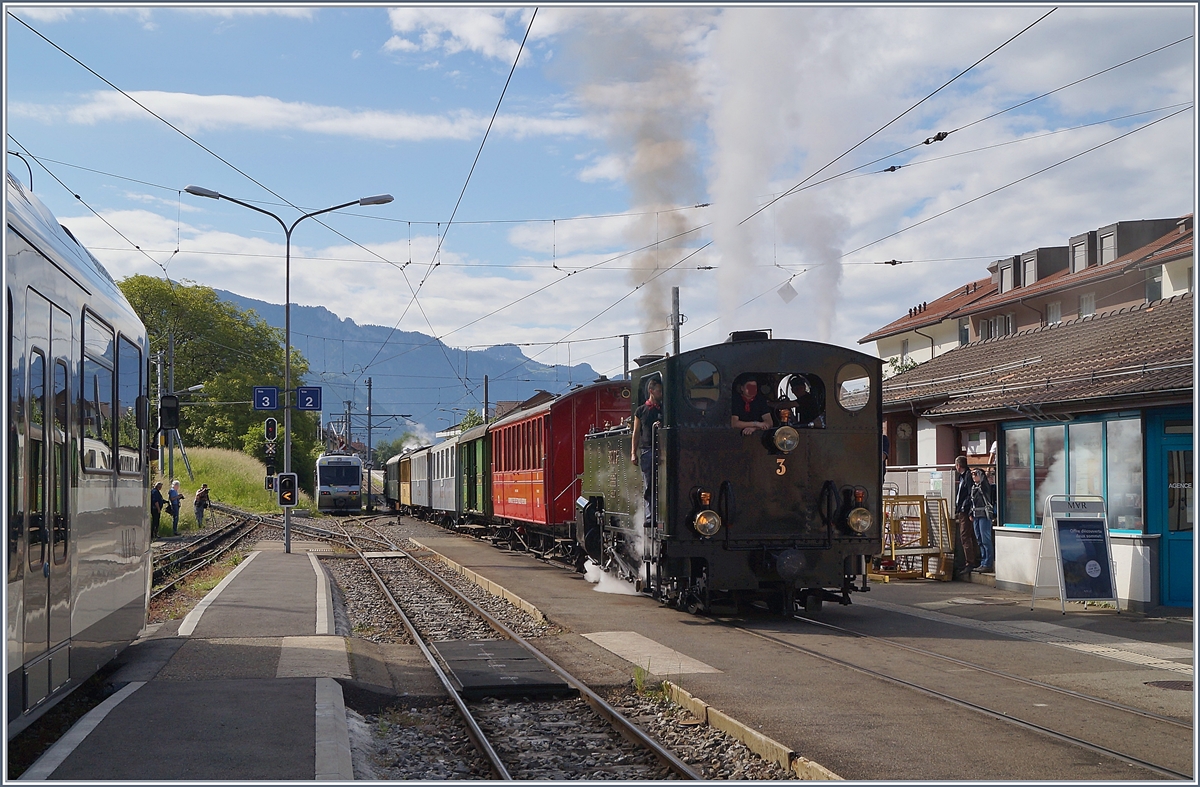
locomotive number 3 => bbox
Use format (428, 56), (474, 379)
(776, 458), (787, 475)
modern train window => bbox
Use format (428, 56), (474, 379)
(81, 312), (114, 472)
(28, 351), (46, 573)
(7, 291), (21, 581)
(835, 363), (871, 412)
(116, 336), (142, 475)
(684, 361), (720, 411)
(52, 361), (68, 564)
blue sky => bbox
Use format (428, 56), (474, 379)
(5, 5), (1196, 414)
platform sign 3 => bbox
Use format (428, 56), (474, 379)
(253, 386), (279, 411)
(296, 386), (322, 411)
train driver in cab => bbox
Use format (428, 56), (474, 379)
(731, 378), (774, 436)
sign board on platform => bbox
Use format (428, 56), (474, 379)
(253, 387), (279, 411)
(1031, 495), (1119, 613)
(296, 386), (322, 411)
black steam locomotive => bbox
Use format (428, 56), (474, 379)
(576, 330), (883, 615)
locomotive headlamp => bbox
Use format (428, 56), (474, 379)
(694, 510), (722, 537)
(847, 507), (872, 534)
(773, 425), (800, 453)
(699, 491), (712, 506)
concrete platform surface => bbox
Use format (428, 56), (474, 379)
(22, 543), (356, 782)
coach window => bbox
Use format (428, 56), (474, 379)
(81, 312), (115, 472)
(28, 351), (46, 573)
(117, 336), (142, 475)
(835, 364), (870, 412)
(684, 361), (720, 412)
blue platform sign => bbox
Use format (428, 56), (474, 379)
(296, 386), (322, 411)
(253, 386), (279, 411)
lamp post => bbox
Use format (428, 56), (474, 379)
(185, 186), (393, 553)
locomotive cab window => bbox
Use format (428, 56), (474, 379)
(730, 372), (826, 429)
(684, 361), (720, 411)
(835, 363), (871, 412)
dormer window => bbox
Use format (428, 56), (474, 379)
(1069, 231), (1096, 272)
(1099, 232), (1116, 264)
(1023, 256), (1037, 286)
(1000, 264), (1013, 293)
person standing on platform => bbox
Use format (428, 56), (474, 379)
(953, 456), (980, 576)
(150, 482), (165, 540)
(194, 484), (211, 529)
(630, 378), (663, 524)
(168, 479), (183, 536)
(970, 468), (996, 573)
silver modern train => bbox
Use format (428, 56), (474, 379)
(6, 170), (152, 737)
(315, 452), (363, 514)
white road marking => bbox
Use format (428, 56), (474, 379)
(178, 551), (260, 637)
(20, 681), (146, 780)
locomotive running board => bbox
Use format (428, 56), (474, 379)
(432, 639), (577, 700)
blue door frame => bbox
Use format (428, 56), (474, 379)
(1146, 407), (1193, 608)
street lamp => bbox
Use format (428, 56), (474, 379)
(185, 186), (393, 553)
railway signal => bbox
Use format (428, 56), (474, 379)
(265, 417), (278, 442)
(277, 473), (298, 508)
(159, 395), (180, 430)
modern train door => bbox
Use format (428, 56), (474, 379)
(21, 290), (73, 709)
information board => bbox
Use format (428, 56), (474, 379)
(1030, 495), (1119, 613)
(1054, 517), (1116, 601)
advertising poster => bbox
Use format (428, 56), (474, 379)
(1055, 518), (1115, 601)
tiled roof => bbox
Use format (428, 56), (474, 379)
(858, 276), (995, 343)
(881, 292), (1193, 420)
(860, 215), (1193, 344)
(961, 218), (1193, 313)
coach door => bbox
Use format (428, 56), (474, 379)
(22, 291), (72, 709)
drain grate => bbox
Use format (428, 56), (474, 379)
(1145, 680), (1193, 691)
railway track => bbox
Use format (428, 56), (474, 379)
(327, 517), (700, 780)
(726, 612), (1192, 780)
(150, 508), (263, 599)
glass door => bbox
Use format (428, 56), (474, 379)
(1161, 446), (1193, 607)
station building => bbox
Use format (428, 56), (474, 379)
(862, 214), (1193, 611)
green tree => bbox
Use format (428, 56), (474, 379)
(458, 408), (484, 430)
(120, 275), (322, 488)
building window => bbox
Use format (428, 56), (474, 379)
(1145, 268), (1163, 302)
(958, 318), (970, 346)
(1000, 265), (1013, 293)
(1099, 233), (1116, 264)
(1002, 417), (1143, 531)
(1079, 292), (1095, 318)
(900, 339), (910, 363)
(1071, 242), (1087, 273)
(1046, 301), (1061, 324)
(1023, 257), (1037, 286)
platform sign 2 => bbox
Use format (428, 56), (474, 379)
(1031, 495), (1119, 612)
(253, 386), (279, 411)
(296, 386), (322, 411)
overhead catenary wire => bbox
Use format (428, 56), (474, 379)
(740, 7), (1057, 226)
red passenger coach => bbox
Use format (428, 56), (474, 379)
(491, 380), (631, 543)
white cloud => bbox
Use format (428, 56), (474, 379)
(384, 8), (531, 62)
(11, 90), (595, 142)
(8, 7), (75, 22)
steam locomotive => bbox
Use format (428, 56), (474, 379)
(387, 331), (883, 615)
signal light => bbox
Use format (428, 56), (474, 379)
(277, 473), (298, 508)
(265, 417), (278, 442)
(159, 395), (180, 430)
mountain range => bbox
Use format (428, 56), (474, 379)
(216, 289), (601, 444)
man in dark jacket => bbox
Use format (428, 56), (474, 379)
(953, 456), (980, 576)
(150, 482), (165, 540)
(970, 469), (996, 573)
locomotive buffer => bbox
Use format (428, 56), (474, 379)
(431, 640), (574, 699)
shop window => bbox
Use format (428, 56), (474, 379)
(1033, 425), (1065, 523)
(1004, 430), (1032, 526)
(1068, 422), (1102, 497)
(1106, 418), (1143, 530)
(1166, 450), (1193, 532)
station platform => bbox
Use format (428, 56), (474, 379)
(20, 541), (365, 781)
